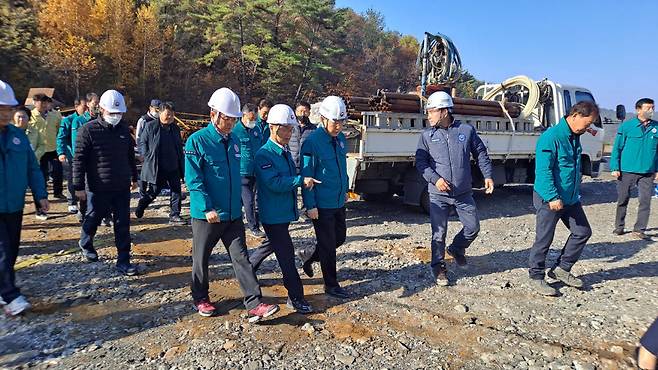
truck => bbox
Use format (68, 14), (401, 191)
(343, 78), (606, 213)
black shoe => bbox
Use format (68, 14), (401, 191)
(324, 286), (349, 299)
(612, 228), (624, 235)
(302, 260), (314, 278)
(101, 217), (113, 227)
(79, 243), (99, 262)
(134, 207), (144, 219)
(446, 247), (467, 267)
(53, 193), (66, 200)
(286, 297), (314, 314)
(432, 264), (451, 286)
(169, 215), (188, 226)
(117, 263), (138, 276)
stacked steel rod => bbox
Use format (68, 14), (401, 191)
(345, 91), (521, 119)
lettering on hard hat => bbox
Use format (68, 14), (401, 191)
(458, 133), (466, 142)
(12, 137), (21, 145)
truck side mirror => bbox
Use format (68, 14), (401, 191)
(616, 105), (626, 121)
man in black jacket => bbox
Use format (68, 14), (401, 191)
(73, 90), (138, 276)
(288, 101), (317, 173)
(135, 102), (186, 225)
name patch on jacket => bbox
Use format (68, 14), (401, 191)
(261, 163), (272, 169)
(184, 150), (199, 156)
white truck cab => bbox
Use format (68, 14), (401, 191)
(345, 78), (605, 212)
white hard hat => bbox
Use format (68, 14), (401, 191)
(267, 104), (298, 126)
(99, 89), (127, 113)
(319, 96), (347, 121)
(0, 80), (19, 106)
(426, 91), (453, 110)
(208, 87), (242, 118)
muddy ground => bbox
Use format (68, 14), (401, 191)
(0, 172), (656, 370)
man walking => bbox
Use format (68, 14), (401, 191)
(415, 91), (494, 286)
(528, 101), (598, 296)
(135, 101), (186, 225)
(232, 103), (265, 237)
(57, 97), (88, 214)
(185, 87), (278, 321)
(73, 90), (139, 276)
(0, 80), (49, 316)
(610, 98), (657, 240)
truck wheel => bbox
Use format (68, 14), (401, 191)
(362, 192), (394, 202)
(420, 189), (430, 214)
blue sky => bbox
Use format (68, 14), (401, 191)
(335, 0), (658, 111)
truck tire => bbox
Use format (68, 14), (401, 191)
(420, 189), (430, 214)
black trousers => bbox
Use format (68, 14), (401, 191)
(0, 212), (23, 303)
(254, 223), (305, 300)
(136, 170), (182, 217)
(79, 190), (132, 265)
(528, 192), (592, 280)
(309, 207), (347, 289)
(191, 218), (262, 310)
(241, 176), (259, 231)
(40, 151), (63, 196)
(614, 172), (654, 232)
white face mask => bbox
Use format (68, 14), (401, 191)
(243, 120), (256, 129)
(104, 114), (122, 126)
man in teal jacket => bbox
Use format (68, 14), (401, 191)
(57, 97), (88, 214)
(610, 97), (657, 240)
(249, 104), (319, 314)
(232, 103), (265, 236)
(184, 87), (278, 322)
(255, 99), (272, 144)
(299, 96), (350, 300)
(529, 101), (598, 296)
(0, 80), (49, 316)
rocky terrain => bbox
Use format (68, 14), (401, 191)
(0, 172), (656, 370)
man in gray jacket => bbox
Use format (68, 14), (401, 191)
(288, 101), (316, 173)
(415, 91), (494, 286)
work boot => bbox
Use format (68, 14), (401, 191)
(612, 228), (624, 236)
(68, 205), (78, 214)
(432, 264), (451, 286)
(249, 228), (265, 238)
(529, 278), (558, 296)
(548, 267), (583, 288)
(134, 206), (144, 219)
(446, 247), (467, 268)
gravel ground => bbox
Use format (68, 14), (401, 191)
(0, 172), (656, 370)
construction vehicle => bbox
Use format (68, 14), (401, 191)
(343, 32), (606, 213)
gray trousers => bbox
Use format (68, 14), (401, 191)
(615, 172), (655, 232)
(429, 192), (480, 269)
(528, 192), (592, 280)
(191, 218), (262, 310)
